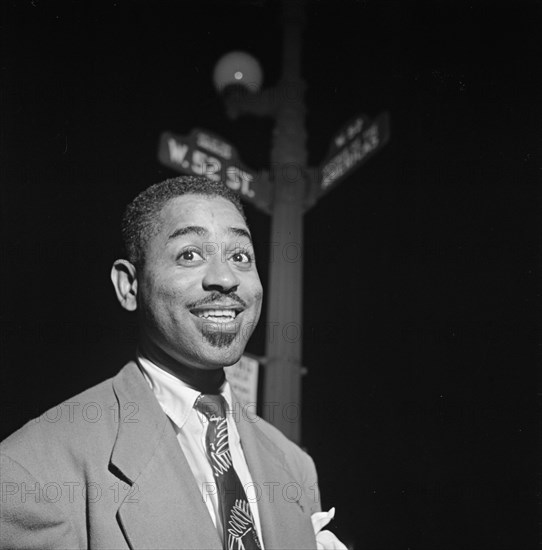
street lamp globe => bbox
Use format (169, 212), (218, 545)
(213, 51), (263, 95)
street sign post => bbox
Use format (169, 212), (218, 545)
(156, 104), (390, 443)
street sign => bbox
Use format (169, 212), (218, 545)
(158, 128), (272, 210)
(326, 114), (371, 156)
(318, 111), (390, 195)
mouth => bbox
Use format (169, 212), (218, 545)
(190, 306), (244, 323)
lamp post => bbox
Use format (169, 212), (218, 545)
(214, 0), (308, 443)
(207, 0), (389, 444)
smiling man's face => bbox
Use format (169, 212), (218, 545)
(136, 194), (263, 370)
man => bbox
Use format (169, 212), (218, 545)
(0, 176), (345, 549)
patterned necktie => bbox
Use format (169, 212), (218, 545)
(195, 393), (262, 550)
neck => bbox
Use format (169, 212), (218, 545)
(138, 337), (225, 394)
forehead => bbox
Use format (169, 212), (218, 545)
(156, 194), (248, 236)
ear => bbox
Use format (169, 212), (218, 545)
(111, 260), (138, 311)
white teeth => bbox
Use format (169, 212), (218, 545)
(196, 309), (237, 320)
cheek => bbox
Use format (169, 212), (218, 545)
(158, 287), (190, 325)
(251, 283), (264, 311)
(246, 272), (263, 299)
(140, 279), (187, 325)
(246, 287), (263, 325)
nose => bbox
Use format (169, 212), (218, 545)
(202, 255), (240, 293)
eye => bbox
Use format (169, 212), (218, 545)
(177, 248), (204, 265)
(230, 251), (253, 264)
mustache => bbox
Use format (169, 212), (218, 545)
(187, 291), (247, 310)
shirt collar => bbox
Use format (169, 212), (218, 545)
(136, 351), (234, 431)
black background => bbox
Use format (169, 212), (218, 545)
(1, 1), (540, 549)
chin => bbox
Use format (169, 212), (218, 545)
(199, 341), (245, 368)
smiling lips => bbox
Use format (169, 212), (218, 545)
(191, 306), (243, 323)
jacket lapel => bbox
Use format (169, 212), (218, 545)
(233, 394), (317, 550)
(109, 363), (316, 549)
(110, 362), (221, 550)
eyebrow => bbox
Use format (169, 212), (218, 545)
(167, 225), (252, 242)
(228, 227), (252, 242)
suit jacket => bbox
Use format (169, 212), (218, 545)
(0, 362), (320, 549)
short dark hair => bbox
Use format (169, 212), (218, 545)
(121, 175), (246, 266)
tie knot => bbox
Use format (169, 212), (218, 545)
(194, 393), (226, 419)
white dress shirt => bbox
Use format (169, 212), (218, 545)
(137, 354), (264, 547)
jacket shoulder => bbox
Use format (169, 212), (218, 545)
(0, 372), (120, 473)
(250, 415), (317, 473)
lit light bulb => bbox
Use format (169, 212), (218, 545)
(213, 51), (263, 93)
